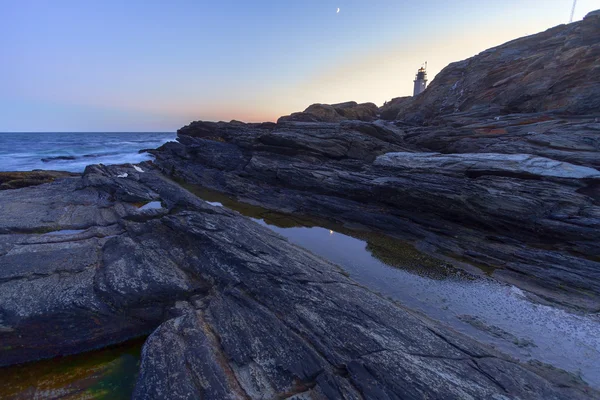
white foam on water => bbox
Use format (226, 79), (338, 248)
(0, 132), (177, 172)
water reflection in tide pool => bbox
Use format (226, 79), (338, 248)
(184, 183), (600, 388)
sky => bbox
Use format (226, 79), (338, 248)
(0, 0), (598, 132)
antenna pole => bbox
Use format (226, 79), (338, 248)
(569, 0), (577, 23)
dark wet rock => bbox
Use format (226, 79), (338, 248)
(0, 170), (79, 190)
(82, 152), (120, 158)
(278, 101), (379, 123)
(400, 12), (600, 122)
(0, 165), (595, 399)
(40, 155), (77, 162)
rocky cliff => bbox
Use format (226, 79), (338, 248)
(400, 10), (600, 123)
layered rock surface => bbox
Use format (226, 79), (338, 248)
(400, 113), (600, 169)
(153, 113), (600, 312)
(1, 165), (593, 399)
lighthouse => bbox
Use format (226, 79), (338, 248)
(413, 64), (428, 96)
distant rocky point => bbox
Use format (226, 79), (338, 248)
(280, 9), (600, 125)
(278, 101), (379, 123)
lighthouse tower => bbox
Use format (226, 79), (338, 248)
(413, 64), (428, 96)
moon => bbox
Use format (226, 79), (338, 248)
(337, 7), (340, 13)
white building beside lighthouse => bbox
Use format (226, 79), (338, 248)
(413, 64), (428, 96)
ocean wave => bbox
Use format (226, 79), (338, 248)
(1, 132), (176, 172)
(82, 152), (121, 159)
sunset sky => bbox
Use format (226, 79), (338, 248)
(1, 0), (598, 131)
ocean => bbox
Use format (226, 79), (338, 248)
(0, 132), (176, 172)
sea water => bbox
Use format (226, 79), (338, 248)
(0, 132), (176, 172)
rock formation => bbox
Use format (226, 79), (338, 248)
(378, 96), (413, 120)
(153, 114), (600, 312)
(400, 10), (600, 123)
(1, 165), (593, 399)
(152, 12), (600, 313)
(278, 101), (379, 123)
(2, 9), (600, 400)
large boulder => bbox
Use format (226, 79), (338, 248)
(332, 101), (379, 120)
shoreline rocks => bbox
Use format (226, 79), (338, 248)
(2, 9), (600, 399)
(152, 113), (600, 312)
(0, 165), (596, 398)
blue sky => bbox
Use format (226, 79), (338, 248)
(0, 0), (597, 131)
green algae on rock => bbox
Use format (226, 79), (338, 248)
(0, 337), (143, 400)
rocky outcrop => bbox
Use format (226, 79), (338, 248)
(400, 11), (600, 122)
(379, 96), (413, 120)
(1, 165), (592, 399)
(400, 112), (600, 169)
(373, 152), (600, 179)
(278, 101), (379, 123)
(153, 111), (600, 312)
(150, 11), (600, 316)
